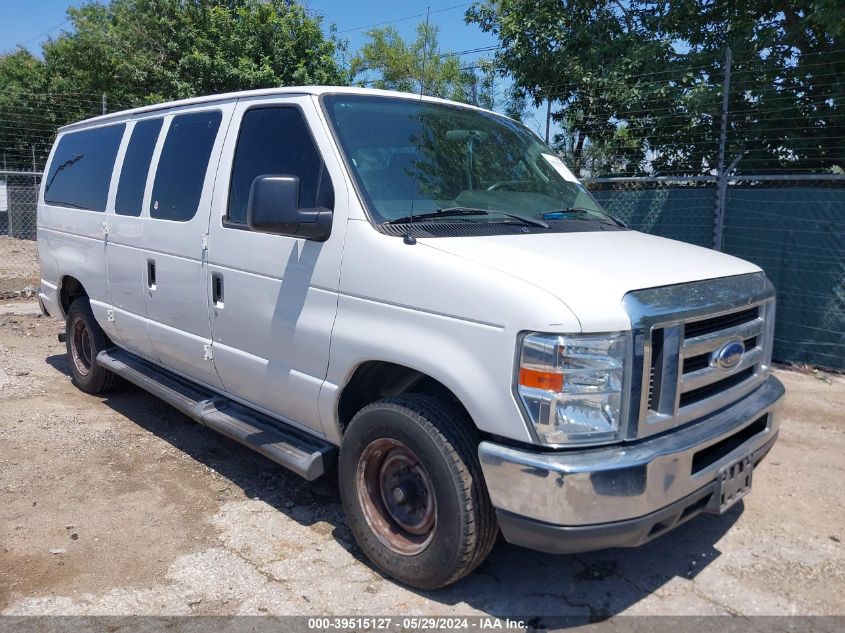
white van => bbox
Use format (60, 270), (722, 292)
(37, 87), (783, 589)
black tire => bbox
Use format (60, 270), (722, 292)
(338, 395), (498, 590)
(65, 297), (116, 394)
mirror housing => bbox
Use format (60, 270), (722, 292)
(246, 175), (332, 241)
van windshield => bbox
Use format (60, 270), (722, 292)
(322, 94), (612, 227)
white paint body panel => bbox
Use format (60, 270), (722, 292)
(36, 118), (123, 341)
(418, 230), (762, 333)
(37, 86), (762, 448)
(325, 219), (582, 444)
(205, 94), (349, 438)
(141, 103), (236, 390)
(104, 120), (157, 359)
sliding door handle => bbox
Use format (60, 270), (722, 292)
(211, 272), (224, 307)
(147, 259), (156, 290)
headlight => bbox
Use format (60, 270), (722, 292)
(516, 332), (630, 446)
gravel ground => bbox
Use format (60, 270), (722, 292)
(0, 298), (843, 618)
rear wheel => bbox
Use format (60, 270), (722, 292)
(338, 395), (497, 589)
(65, 297), (116, 394)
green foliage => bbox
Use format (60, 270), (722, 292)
(467, 0), (845, 176)
(44, 0), (347, 102)
(0, 49), (52, 168)
(655, 0), (845, 176)
(0, 0), (348, 168)
(350, 22), (498, 107)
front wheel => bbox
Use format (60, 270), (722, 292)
(338, 395), (497, 590)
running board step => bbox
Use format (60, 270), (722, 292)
(96, 348), (336, 480)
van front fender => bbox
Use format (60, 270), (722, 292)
(320, 293), (533, 446)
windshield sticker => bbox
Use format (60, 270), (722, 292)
(541, 154), (580, 183)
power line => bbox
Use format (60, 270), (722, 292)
(437, 45), (498, 59)
(16, 18), (71, 48)
(334, 2), (473, 35)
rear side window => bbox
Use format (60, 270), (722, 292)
(44, 124), (125, 211)
(150, 110), (222, 221)
(227, 106), (333, 225)
(115, 118), (163, 216)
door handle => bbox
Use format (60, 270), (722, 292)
(147, 259), (156, 289)
(211, 272), (224, 307)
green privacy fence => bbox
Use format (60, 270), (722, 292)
(3, 167), (842, 368)
(587, 176), (845, 371)
(724, 182), (844, 370)
(589, 178), (717, 248)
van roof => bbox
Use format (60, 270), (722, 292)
(58, 86), (504, 133)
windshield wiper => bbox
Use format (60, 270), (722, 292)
(540, 207), (627, 228)
(386, 206), (549, 228)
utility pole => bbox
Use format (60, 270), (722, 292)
(545, 98), (552, 144)
(714, 47), (732, 251)
(102, 93), (107, 116)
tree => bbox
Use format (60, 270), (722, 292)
(0, 49), (57, 169)
(0, 0), (348, 168)
(467, 0), (845, 176)
(42, 0), (347, 103)
(350, 22), (498, 107)
(654, 0), (845, 175)
(467, 0), (672, 175)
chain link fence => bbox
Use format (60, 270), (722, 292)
(4, 167), (840, 369)
(0, 147), (842, 370)
(586, 175), (845, 370)
(0, 170), (40, 298)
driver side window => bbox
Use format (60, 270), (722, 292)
(227, 106), (334, 225)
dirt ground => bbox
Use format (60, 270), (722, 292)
(0, 298), (843, 618)
(0, 237), (39, 297)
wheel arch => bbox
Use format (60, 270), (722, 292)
(337, 360), (474, 434)
(58, 275), (88, 318)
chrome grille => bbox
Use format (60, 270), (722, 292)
(679, 307), (764, 397)
(623, 273), (776, 440)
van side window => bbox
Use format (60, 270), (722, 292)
(115, 118), (163, 216)
(227, 106), (333, 225)
(44, 124), (125, 211)
(150, 110), (222, 221)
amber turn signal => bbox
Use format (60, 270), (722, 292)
(518, 367), (564, 392)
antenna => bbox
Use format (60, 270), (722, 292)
(402, 6), (430, 245)
(404, 170), (417, 245)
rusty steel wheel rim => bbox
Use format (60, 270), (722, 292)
(70, 318), (93, 377)
(356, 438), (437, 555)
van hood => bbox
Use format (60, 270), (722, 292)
(417, 230), (761, 332)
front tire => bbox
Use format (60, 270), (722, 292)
(338, 395), (497, 590)
(65, 297), (116, 394)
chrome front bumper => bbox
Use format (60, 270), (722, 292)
(479, 375), (784, 550)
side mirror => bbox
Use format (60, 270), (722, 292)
(246, 175), (332, 241)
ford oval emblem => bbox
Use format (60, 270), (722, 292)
(713, 340), (745, 370)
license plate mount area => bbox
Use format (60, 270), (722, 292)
(706, 454), (753, 514)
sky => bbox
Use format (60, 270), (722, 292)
(0, 1), (547, 133)
(0, 1), (496, 64)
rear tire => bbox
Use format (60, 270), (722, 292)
(65, 297), (116, 394)
(338, 395), (497, 590)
